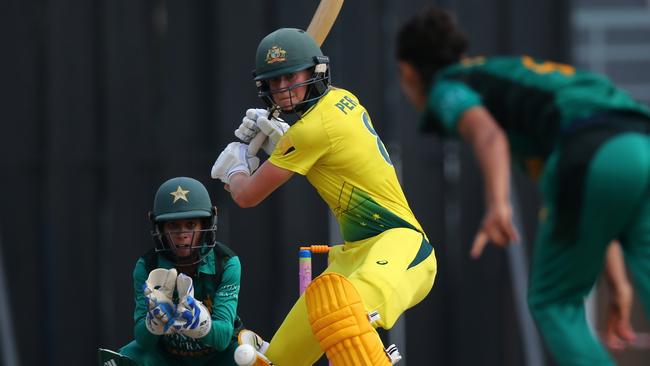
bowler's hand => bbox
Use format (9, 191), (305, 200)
(470, 202), (518, 258)
(604, 281), (636, 350)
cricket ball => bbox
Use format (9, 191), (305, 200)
(234, 344), (256, 366)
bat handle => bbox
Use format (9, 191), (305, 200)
(247, 132), (267, 156)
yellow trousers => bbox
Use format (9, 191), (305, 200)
(265, 228), (437, 366)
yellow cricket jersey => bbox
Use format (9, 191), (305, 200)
(269, 87), (424, 242)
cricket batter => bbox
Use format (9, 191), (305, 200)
(396, 7), (650, 366)
(211, 28), (437, 365)
(119, 177), (243, 366)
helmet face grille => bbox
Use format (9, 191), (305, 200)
(257, 60), (331, 114)
(151, 218), (218, 267)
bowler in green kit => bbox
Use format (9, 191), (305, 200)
(396, 7), (650, 366)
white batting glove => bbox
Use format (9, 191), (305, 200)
(257, 115), (289, 155)
(211, 142), (260, 184)
(143, 268), (178, 335)
(172, 274), (212, 339)
(234, 108), (267, 143)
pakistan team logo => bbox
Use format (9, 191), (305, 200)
(266, 46), (287, 64)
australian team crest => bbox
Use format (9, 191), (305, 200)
(266, 46), (287, 64)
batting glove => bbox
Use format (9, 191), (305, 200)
(235, 108), (289, 156)
(256, 115), (289, 155)
(234, 108), (267, 143)
(173, 273), (212, 339)
(143, 268), (178, 335)
(211, 142), (260, 184)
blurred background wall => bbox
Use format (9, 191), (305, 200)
(0, 0), (647, 365)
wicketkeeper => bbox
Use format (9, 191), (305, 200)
(118, 177), (243, 366)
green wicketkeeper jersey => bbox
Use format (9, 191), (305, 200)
(132, 247), (241, 356)
(422, 56), (650, 165)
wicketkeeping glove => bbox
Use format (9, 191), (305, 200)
(211, 142), (260, 184)
(143, 268), (178, 335)
(172, 273), (212, 339)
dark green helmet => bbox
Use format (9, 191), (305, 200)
(149, 177), (217, 266)
(255, 28), (324, 80)
(253, 28), (331, 113)
(152, 177), (212, 222)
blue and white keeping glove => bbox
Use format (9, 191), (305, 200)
(143, 268), (178, 335)
(172, 273), (212, 339)
(210, 142), (260, 184)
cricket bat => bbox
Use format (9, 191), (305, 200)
(247, 0), (344, 156)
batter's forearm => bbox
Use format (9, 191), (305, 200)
(228, 173), (263, 207)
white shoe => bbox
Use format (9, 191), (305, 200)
(385, 344), (402, 364)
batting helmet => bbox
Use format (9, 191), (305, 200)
(253, 28), (330, 113)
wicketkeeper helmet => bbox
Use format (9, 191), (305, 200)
(149, 177), (217, 266)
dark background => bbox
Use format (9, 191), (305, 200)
(3, 0), (644, 365)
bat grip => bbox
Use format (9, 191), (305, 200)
(247, 132), (267, 156)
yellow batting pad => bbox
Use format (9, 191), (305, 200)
(305, 273), (391, 366)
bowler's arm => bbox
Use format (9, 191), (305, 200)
(459, 106), (518, 257)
